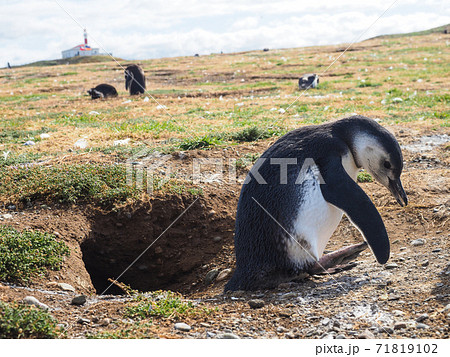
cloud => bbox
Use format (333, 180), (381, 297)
(0, 0), (449, 65)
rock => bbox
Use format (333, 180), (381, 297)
(206, 331), (216, 338)
(281, 292), (298, 299)
(71, 295), (87, 306)
(336, 334), (347, 339)
(212, 236), (222, 242)
(77, 317), (90, 325)
(358, 330), (375, 339)
(1, 213), (13, 219)
(248, 299), (265, 309)
(442, 304), (450, 313)
(276, 326), (288, 333)
(216, 333), (240, 339)
(394, 322), (407, 330)
(321, 318), (330, 326)
(421, 260), (429, 267)
(416, 323), (430, 329)
(385, 263), (399, 269)
(411, 239), (425, 246)
(22, 296), (49, 310)
(57, 283), (75, 292)
(216, 269), (232, 282)
(381, 326), (394, 334)
(416, 313), (429, 322)
(100, 318), (111, 326)
(74, 138), (88, 149)
(204, 269), (219, 285)
(23, 140), (35, 146)
(174, 322), (191, 332)
(199, 322), (211, 328)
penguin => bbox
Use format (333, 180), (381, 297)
(125, 64), (146, 95)
(225, 115), (408, 291)
(87, 84), (118, 99)
(299, 73), (319, 89)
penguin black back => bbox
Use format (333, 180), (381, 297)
(125, 64), (146, 95)
(87, 84), (118, 99)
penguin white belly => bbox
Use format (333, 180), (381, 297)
(285, 154), (359, 269)
(286, 178), (343, 267)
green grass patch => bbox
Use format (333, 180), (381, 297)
(0, 226), (69, 284)
(0, 301), (61, 338)
(0, 164), (140, 207)
(357, 171), (373, 183)
(178, 135), (223, 150)
(88, 321), (154, 339)
(229, 125), (284, 142)
(125, 291), (212, 321)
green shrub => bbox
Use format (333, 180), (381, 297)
(0, 164), (140, 207)
(0, 226), (69, 284)
(357, 171), (373, 183)
(0, 301), (60, 338)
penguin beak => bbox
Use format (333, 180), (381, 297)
(388, 178), (408, 207)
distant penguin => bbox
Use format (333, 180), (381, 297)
(87, 84), (118, 99)
(299, 73), (319, 89)
(225, 115), (408, 291)
(125, 64), (146, 95)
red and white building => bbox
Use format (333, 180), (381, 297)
(61, 29), (100, 59)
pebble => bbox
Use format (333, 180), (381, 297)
(416, 323), (430, 329)
(394, 322), (407, 330)
(199, 322), (211, 328)
(421, 260), (429, 267)
(212, 236), (222, 242)
(381, 326), (394, 334)
(385, 263), (399, 269)
(216, 269), (232, 282)
(336, 335), (347, 339)
(1, 213), (13, 219)
(57, 282), (75, 292)
(442, 304), (450, 313)
(248, 299), (265, 309)
(358, 330), (375, 339)
(174, 322), (191, 332)
(432, 248), (442, 253)
(321, 318), (330, 326)
(22, 296), (49, 310)
(100, 318), (111, 326)
(216, 333), (240, 339)
(416, 313), (429, 322)
(77, 317), (90, 325)
(23, 140), (35, 146)
(71, 295), (87, 306)
(411, 239), (425, 246)
(206, 331), (216, 338)
(276, 326), (287, 333)
(204, 269), (220, 285)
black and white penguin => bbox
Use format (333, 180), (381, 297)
(125, 64), (146, 95)
(87, 84), (118, 99)
(225, 115), (408, 291)
(299, 73), (319, 89)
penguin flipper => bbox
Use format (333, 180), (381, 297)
(319, 156), (390, 264)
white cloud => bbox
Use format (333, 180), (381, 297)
(0, 0), (449, 65)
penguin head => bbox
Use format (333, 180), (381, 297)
(352, 122), (408, 207)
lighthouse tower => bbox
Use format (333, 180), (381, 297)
(61, 29), (100, 58)
(84, 29), (88, 46)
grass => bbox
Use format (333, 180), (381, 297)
(0, 164), (140, 207)
(0, 226), (69, 284)
(125, 290), (213, 321)
(357, 171), (374, 183)
(0, 301), (61, 338)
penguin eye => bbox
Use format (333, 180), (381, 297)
(384, 161), (391, 169)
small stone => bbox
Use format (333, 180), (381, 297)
(321, 318), (330, 326)
(22, 296), (49, 310)
(421, 260), (429, 267)
(416, 313), (429, 322)
(276, 326), (287, 333)
(216, 269), (232, 282)
(212, 236), (222, 242)
(204, 269), (220, 285)
(71, 295), (87, 306)
(385, 263), (399, 269)
(381, 326), (394, 334)
(174, 322), (191, 332)
(281, 292), (298, 299)
(442, 304), (450, 313)
(206, 331), (216, 338)
(336, 335), (346, 339)
(248, 299), (265, 309)
(100, 318), (111, 326)
(394, 322), (407, 330)
(199, 322), (211, 328)
(416, 323), (430, 329)
(216, 333), (240, 339)
(77, 317), (90, 325)
(358, 329), (375, 339)
(411, 239), (425, 246)
(57, 283), (75, 292)
(285, 332), (297, 339)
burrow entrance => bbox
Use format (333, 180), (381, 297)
(80, 194), (236, 295)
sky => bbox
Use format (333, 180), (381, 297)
(1, 0), (449, 66)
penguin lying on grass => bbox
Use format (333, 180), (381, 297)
(225, 115), (408, 291)
(87, 84), (118, 99)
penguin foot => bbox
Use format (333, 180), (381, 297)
(307, 242), (368, 275)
